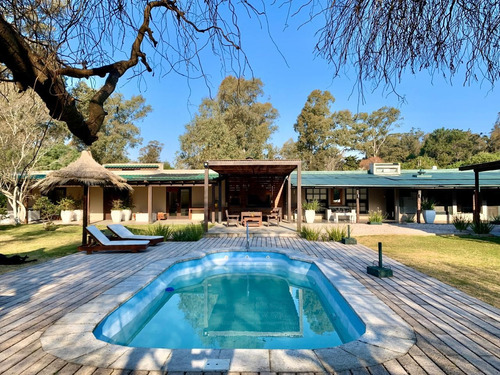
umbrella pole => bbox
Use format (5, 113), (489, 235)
(82, 185), (89, 246)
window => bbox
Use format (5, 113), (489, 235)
(330, 188), (344, 205)
(345, 188), (368, 213)
(305, 188), (328, 212)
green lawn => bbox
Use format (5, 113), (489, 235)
(357, 235), (500, 308)
(0, 224), (82, 274)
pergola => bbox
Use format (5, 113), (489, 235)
(203, 160), (302, 231)
(459, 159), (500, 224)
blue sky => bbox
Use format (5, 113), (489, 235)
(114, 8), (499, 164)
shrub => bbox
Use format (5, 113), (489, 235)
(489, 215), (500, 225)
(171, 224), (204, 241)
(470, 221), (494, 235)
(140, 223), (172, 240)
(368, 209), (385, 223)
(401, 214), (415, 223)
(33, 196), (58, 224)
(299, 226), (322, 241)
(324, 225), (347, 241)
(452, 214), (471, 231)
(58, 197), (75, 211)
(303, 200), (320, 211)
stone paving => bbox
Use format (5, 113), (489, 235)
(0, 235), (499, 374)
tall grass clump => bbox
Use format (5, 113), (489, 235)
(299, 226), (322, 241)
(141, 223), (173, 240)
(324, 225), (347, 241)
(171, 224), (204, 241)
(452, 214), (470, 231)
(490, 215), (500, 224)
(471, 221), (494, 235)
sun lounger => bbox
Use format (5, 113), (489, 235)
(107, 224), (164, 245)
(78, 225), (150, 254)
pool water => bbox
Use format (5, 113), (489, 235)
(95, 252), (365, 349)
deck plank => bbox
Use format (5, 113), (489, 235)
(0, 237), (499, 374)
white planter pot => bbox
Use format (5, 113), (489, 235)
(423, 210), (436, 224)
(74, 209), (83, 222)
(135, 213), (149, 222)
(60, 210), (74, 223)
(111, 210), (122, 223)
(122, 209), (132, 221)
(305, 210), (316, 224)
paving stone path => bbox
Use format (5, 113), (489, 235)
(0, 237), (499, 374)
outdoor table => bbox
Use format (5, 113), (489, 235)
(241, 211), (263, 227)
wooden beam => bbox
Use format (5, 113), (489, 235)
(287, 175), (292, 222)
(356, 189), (360, 223)
(296, 163), (302, 231)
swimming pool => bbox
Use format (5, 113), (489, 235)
(94, 252), (365, 349)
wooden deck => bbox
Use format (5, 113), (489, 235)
(0, 237), (499, 374)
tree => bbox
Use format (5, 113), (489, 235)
(177, 76), (278, 168)
(36, 144), (80, 170)
(490, 114), (500, 153)
(349, 107), (401, 159)
(0, 83), (62, 223)
(420, 128), (488, 168)
(379, 128), (424, 163)
(72, 83), (149, 164)
(2, 1), (496, 146)
(139, 141), (164, 163)
(294, 90), (348, 170)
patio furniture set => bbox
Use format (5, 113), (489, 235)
(225, 208), (281, 227)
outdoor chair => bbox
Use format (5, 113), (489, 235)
(78, 225), (150, 254)
(107, 224), (164, 245)
(266, 207), (281, 227)
(225, 210), (240, 227)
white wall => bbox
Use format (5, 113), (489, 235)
(89, 187), (103, 222)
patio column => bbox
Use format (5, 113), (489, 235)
(356, 189), (360, 223)
(473, 170), (481, 225)
(394, 188), (400, 223)
(147, 185), (153, 223)
(417, 190), (422, 223)
(287, 174), (292, 222)
(296, 163), (302, 231)
(204, 162), (209, 232)
(211, 184), (216, 223)
(218, 179), (222, 223)
(82, 185), (89, 245)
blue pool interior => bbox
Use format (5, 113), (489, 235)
(94, 252), (366, 349)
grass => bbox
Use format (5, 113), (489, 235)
(0, 224), (82, 275)
(357, 235), (500, 308)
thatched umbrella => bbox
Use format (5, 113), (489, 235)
(35, 150), (132, 245)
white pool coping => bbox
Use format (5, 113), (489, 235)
(40, 248), (416, 372)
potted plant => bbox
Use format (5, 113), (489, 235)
(368, 208), (384, 224)
(58, 197), (75, 223)
(73, 198), (83, 222)
(421, 199), (436, 224)
(121, 194), (134, 221)
(303, 200), (319, 224)
(111, 199), (123, 223)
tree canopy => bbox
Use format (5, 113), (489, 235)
(1, 0), (498, 145)
(177, 76), (278, 168)
(71, 82), (150, 164)
(139, 140), (164, 163)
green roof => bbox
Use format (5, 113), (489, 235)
(291, 169), (500, 188)
(119, 172), (218, 182)
(104, 164), (160, 169)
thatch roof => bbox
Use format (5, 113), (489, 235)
(35, 150), (132, 192)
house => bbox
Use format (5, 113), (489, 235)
(25, 161), (500, 226)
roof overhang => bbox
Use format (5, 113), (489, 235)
(206, 160), (301, 177)
(459, 160), (500, 172)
